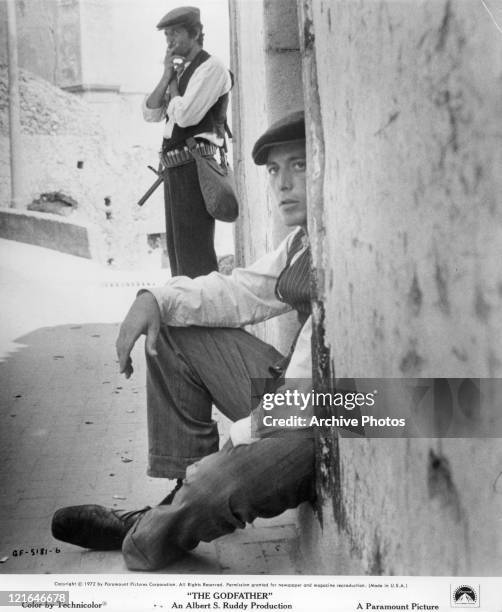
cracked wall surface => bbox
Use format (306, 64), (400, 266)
(298, 0), (502, 575)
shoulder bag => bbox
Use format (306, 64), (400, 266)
(186, 136), (239, 223)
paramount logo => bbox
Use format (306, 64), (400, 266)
(450, 585), (479, 608)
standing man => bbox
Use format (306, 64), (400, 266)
(144, 6), (233, 277)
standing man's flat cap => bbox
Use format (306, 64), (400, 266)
(156, 6), (201, 30)
(252, 110), (305, 165)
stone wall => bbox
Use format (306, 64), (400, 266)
(299, 0), (502, 575)
(0, 0), (165, 267)
(0, 66), (160, 267)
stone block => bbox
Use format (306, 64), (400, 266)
(0, 208), (94, 259)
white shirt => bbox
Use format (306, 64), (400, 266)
(145, 227), (313, 441)
(142, 55), (232, 146)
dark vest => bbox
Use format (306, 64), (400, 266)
(162, 50), (230, 152)
(275, 229), (311, 324)
(268, 230), (311, 377)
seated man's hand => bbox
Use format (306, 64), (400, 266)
(230, 415), (258, 447)
(116, 292), (161, 379)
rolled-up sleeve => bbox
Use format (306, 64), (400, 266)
(142, 96), (166, 123)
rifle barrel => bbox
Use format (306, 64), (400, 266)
(137, 175), (164, 207)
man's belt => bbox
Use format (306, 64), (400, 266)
(161, 141), (218, 168)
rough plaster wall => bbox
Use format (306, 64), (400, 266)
(0, 68), (159, 267)
(300, 0), (502, 575)
(319, 0), (502, 380)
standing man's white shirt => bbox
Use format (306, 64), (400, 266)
(142, 55), (232, 146)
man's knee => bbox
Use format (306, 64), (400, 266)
(183, 438), (316, 518)
(182, 450), (238, 512)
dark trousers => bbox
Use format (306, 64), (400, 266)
(122, 326), (316, 570)
(163, 161), (218, 278)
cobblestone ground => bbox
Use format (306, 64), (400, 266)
(0, 239), (301, 575)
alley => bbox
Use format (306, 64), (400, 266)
(0, 238), (301, 575)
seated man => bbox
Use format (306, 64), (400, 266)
(52, 110), (316, 571)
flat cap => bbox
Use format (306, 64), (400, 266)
(156, 6), (200, 30)
(252, 110), (305, 165)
